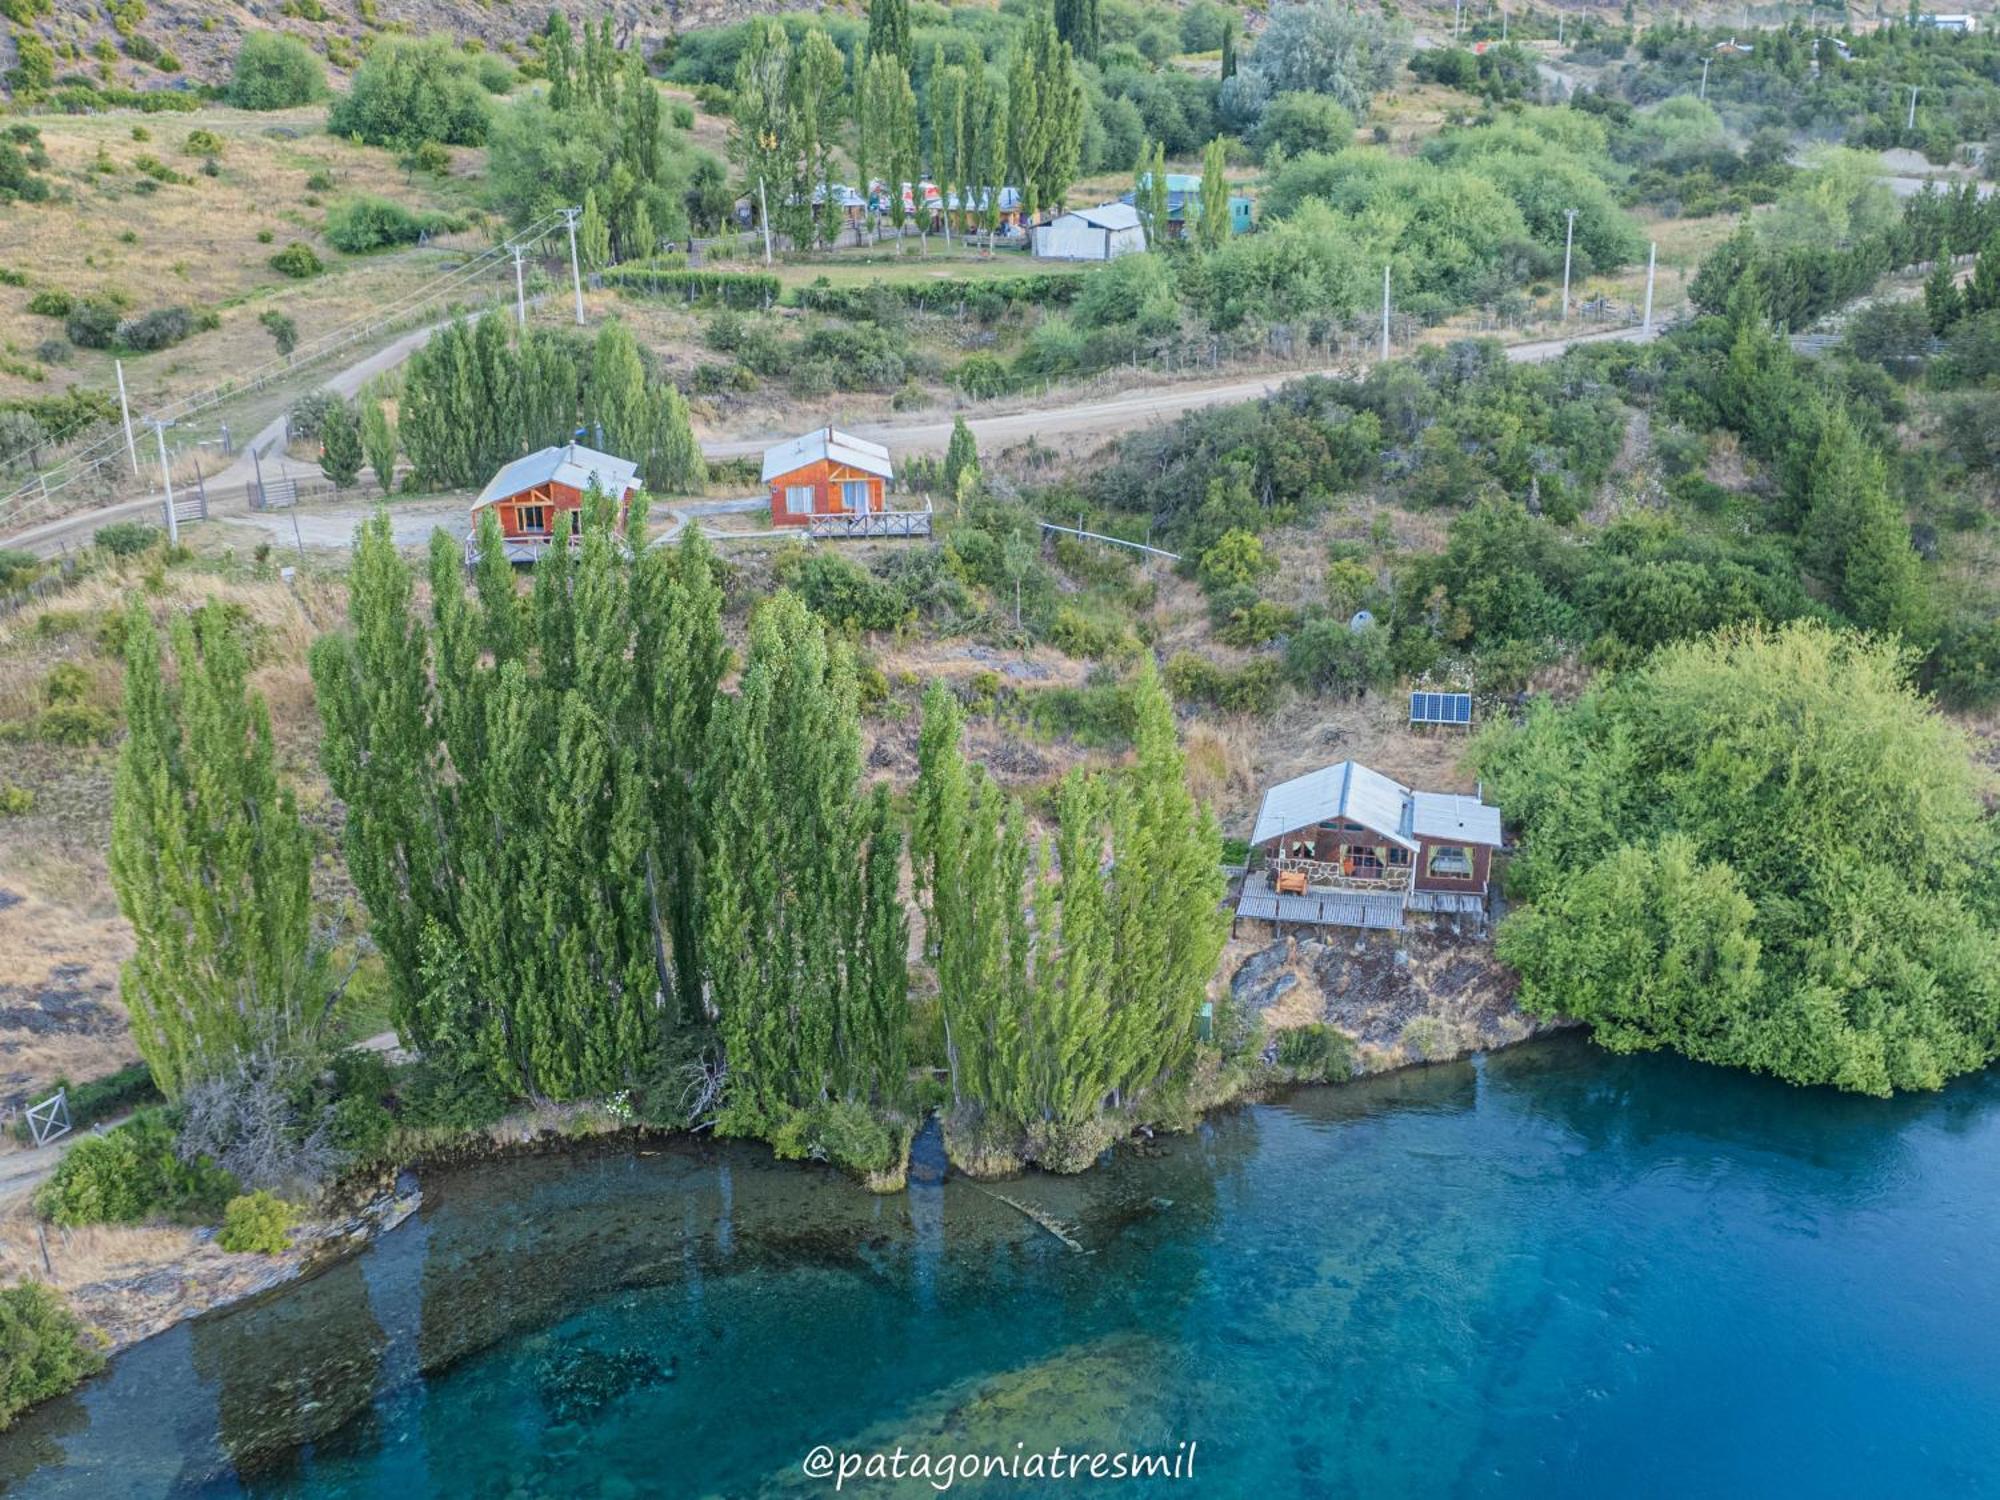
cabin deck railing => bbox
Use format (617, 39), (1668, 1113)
(805, 501), (934, 540)
(1269, 856), (1413, 894)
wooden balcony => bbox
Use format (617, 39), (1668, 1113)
(805, 501), (933, 539)
(1270, 855), (1413, 895)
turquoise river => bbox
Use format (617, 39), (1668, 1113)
(4, 1033), (2000, 1497)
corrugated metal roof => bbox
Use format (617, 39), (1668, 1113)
(1250, 761), (1417, 851)
(760, 426), (894, 484)
(1411, 791), (1503, 848)
(1250, 761), (1503, 850)
(1065, 200), (1144, 232)
(472, 442), (640, 510)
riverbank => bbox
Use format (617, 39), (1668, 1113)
(4, 912), (1552, 1377)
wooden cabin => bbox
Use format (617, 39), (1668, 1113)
(470, 442), (640, 563)
(1235, 760), (1503, 932)
(763, 427), (894, 527)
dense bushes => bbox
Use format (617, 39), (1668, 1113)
(0, 1285), (104, 1431)
(34, 1110), (235, 1227)
(1483, 624), (2000, 1096)
(323, 196), (461, 252)
(327, 36), (489, 151)
(229, 30), (326, 109)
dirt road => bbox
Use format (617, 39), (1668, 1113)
(6, 323), (1652, 559)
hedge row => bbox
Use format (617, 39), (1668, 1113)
(789, 272), (1082, 319)
(600, 265), (782, 310)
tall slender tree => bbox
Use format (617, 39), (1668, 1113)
(867, 0), (912, 70)
(361, 396), (397, 496)
(588, 320), (649, 455)
(1197, 136), (1230, 253)
(112, 603), (317, 1098)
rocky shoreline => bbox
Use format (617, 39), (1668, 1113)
(44, 923), (1559, 1367)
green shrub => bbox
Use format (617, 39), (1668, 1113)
(0, 1284), (105, 1431)
(326, 36), (490, 151)
(267, 240), (323, 278)
(1046, 605), (1136, 661)
(766, 1099), (897, 1176)
(218, 1190), (302, 1254)
(323, 195), (460, 253)
(24, 288), (71, 318)
(0, 782), (32, 814)
(1275, 1023), (1354, 1081)
(35, 1111), (236, 1227)
(33, 702), (117, 746)
(181, 128), (224, 157)
(393, 1053), (513, 1131)
(0, 547), (39, 589)
(114, 306), (199, 352)
(1164, 651), (1281, 716)
(229, 30), (326, 109)
(63, 299), (121, 349)
(1285, 618), (1392, 697)
(954, 353), (1010, 399)
(94, 520), (159, 557)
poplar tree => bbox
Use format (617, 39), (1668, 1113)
(730, 20), (792, 239)
(1054, 0), (1099, 62)
(1134, 140), (1168, 246)
(1220, 17), (1237, 80)
(579, 187), (612, 270)
(969, 71), (1007, 251)
(312, 504), (730, 1097)
(112, 603), (317, 1099)
(1924, 255), (1961, 333)
(943, 415), (978, 494)
(1198, 137), (1230, 253)
(318, 398), (363, 488)
(643, 380), (705, 495)
(930, 53), (967, 241)
(704, 593), (908, 1127)
(1008, 5), (1083, 220)
(867, 0), (911, 70)
(361, 397), (397, 496)
(588, 320), (649, 455)
(786, 26), (846, 248)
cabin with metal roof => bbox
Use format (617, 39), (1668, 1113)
(762, 427), (929, 537)
(1032, 201), (1148, 261)
(1235, 760), (1503, 931)
(1122, 173), (1253, 239)
(471, 441), (640, 563)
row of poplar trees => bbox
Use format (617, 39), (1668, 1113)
(113, 494), (1226, 1155)
(731, 0), (1085, 251)
(911, 669), (1228, 1160)
(398, 314), (703, 497)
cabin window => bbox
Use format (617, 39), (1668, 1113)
(784, 485), (813, 516)
(1388, 847), (1409, 865)
(841, 480), (872, 512)
(1427, 844), (1474, 878)
(516, 505), (548, 534)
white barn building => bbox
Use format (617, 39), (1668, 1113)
(1032, 201), (1147, 261)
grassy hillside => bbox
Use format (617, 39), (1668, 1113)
(0, 104), (487, 418)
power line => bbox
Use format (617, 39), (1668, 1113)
(0, 211), (572, 530)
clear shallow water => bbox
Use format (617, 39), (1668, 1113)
(6, 1033), (2000, 1498)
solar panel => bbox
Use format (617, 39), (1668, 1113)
(1410, 691), (1473, 727)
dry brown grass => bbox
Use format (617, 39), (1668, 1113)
(0, 105), (487, 413)
(0, 1212), (196, 1290)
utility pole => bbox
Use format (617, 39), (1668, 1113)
(1501, 6), (1508, 40)
(509, 242), (528, 330)
(147, 418), (178, 546)
(1643, 240), (1657, 335)
(1700, 56), (1711, 101)
(1907, 84), (1919, 132)
(114, 359), (140, 480)
(1454, 0), (1463, 39)
(560, 206), (585, 326)
(757, 176), (774, 266)
(1381, 263), (1392, 360)
(1557, 13), (1565, 45)
(1561, 208), (1578, 320)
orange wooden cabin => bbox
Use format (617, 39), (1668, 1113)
(471, 442), (640, 562)
(762, 427), (894, 527)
